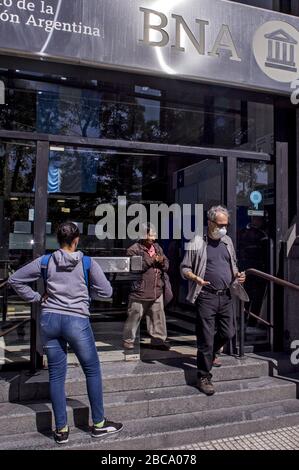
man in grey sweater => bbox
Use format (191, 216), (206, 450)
(180, 206), (248, 396)
(8, 222), (123, 444)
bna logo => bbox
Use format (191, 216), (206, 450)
(253, 21), (299, 83)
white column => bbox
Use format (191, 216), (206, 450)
(268, 39), (273, 60)
(275, 40), (281, 61)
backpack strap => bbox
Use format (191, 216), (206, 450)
(82, 256), (91, 293)
(41, 254), (52, 292)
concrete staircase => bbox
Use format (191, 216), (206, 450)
(0, 355), (299, 450)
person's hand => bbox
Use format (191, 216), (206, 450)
(41, 293), (48, 303)
(236, 272), (246, 284)
(155, 255), (164, 264)
(195, 277), (210, 287)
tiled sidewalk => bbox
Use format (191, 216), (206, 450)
(172, 425), (299, 450)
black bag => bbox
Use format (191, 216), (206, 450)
(163, 272), (173, 306)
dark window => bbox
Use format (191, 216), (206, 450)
(0, 84), (36, 132)
(228, 0), (299, 14)
(0, 70), (274, 154)
(290, 0), (299, 15)
(228, 0), (277, 10)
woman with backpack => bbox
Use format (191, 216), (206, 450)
(8, 222), (123, 444)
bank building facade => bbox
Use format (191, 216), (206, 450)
(0, 0), (299, 373)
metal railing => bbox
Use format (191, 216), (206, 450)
(0, 278), (32, 369)
(0, 279), (8, 289)
(0, 319), (30, 339)
(238, 268), (299, 358)
(0, 279), (8, 323)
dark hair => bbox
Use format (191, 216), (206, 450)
(57, 222), (80, 247)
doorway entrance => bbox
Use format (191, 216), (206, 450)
(0, 135), (274, 369)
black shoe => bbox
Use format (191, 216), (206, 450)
(197, 376), (215, 396)
(53, 426), (69, 444)
(150, 340), (171, 351)
(91, 419), (123, 438)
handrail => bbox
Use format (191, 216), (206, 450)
(0, 279), (8, 289)
(239, 268), (299, 358)
(245, 309), (273, 328)
(0, 319), (30, 338)
(245, 269), (299, 291)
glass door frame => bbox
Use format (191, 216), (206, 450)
(0, 129), (273, 370)
(0, 138), (39, 371)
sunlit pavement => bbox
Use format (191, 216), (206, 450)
(171, 425), (299, 450)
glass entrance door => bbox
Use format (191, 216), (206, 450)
(237, 159), (275, 350)
(0, 140), (36, 367)
(45, 145), (225, 362)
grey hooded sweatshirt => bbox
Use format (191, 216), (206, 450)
(8, 250), (113, 317)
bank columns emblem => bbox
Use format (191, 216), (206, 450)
(253, 21), (299, 83)
(265, 29), (297, 72)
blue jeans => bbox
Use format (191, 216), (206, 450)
(40, 312), (104, 430)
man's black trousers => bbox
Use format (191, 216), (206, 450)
(195, 289), (235, 378)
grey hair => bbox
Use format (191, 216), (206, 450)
(207, 205), (230, 222)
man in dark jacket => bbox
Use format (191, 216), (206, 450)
(123, 224), (170, 351)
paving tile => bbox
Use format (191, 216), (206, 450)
(171, 425), (299, 450)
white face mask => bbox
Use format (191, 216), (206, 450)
(211, 227), (227, 240)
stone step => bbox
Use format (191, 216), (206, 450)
(249, 352), (299, 376)
(165, 317), (195, 334)
(0, 356), (269, 403)
(167, 307), (196, 323)
(282, 371), (299, 382)
(104, 376), (296, 421)
(0, 376), (295, 436)
(1, 398), (299, 450)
